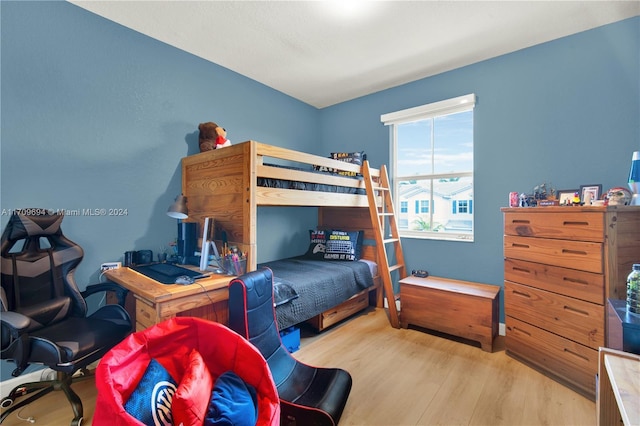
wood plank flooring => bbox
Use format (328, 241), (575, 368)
(1, 308), (596, 425)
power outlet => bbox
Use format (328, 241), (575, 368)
(101, 262), (121, 272)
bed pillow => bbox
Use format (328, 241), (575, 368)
(304, 229), (363, 261)
(205, 371), (258, 426)
(330, 151), (366, 176)
(313, 151), (366, 176)
(330, 151), (365, 164)
(172, 349), (213, 426)
(124, 358), (177, 426)
(274, 281), (299, 306)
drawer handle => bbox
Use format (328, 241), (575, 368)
(563, 305), (589, 316)
(563, 277), (589, 286)
(513, 290), (531, 298)
(511, 326), (532, 336)
(511, 220), (530, 224)
(563, 348), (589, 362)
(512, 266), (531, 274)
(563, 221), (589, 227)
(561, 249), (587, 256)
(512, 243), (530, 249)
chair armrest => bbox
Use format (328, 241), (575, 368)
(82, 283), (129, 307)
(0, 311), (31, 337)
(1, 311), (32, 376)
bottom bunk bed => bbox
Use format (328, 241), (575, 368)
(258, 257), (380, 331)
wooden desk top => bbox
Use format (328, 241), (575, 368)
(604, 353), (640, 425)
(104, 267), (233, 303)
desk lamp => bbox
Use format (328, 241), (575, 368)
(630, 151), (640, 206)
(167, 195), (193, 264)
(167, 194), (188, 219)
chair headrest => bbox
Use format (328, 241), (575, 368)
(2, 210), (63, 242)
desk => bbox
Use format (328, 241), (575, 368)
(597, 347), (640, 426)
(104, 267), (232, 331)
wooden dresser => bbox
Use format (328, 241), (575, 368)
(501, 206), (640, 400)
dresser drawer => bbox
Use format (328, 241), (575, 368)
(505, 316), (597, 399)
(504, 211), (604, 242)
(504, 235), (602, 273)
(504, 258), (604, 304)
(505, 281), (604, 349)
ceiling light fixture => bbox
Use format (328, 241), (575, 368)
(324, 0), (372, 19)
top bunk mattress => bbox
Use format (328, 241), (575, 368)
(257, 163), (365, 195)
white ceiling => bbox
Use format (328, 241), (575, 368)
(69, 1), (640, 108)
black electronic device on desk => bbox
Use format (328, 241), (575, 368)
(131, 263), (206, 285)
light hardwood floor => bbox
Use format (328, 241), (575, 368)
(1, 308), (596, 425)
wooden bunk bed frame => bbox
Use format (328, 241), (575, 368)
(181, 140), (384, 330)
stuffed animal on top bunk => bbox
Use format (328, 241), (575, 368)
(198, 121), (232, 152)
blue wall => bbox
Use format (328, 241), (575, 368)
(1, 1), (319, 279)
(321, 15), (640, 315)
(1, 1), (639, 379)
(0, 1), (319, 379)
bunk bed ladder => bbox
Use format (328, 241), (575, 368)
(363, 161), (406, 329)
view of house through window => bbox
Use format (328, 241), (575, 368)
(381, 94), (475, 241)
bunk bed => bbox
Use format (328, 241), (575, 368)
(181, 140), (384, 331)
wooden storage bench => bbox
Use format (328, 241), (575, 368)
(399, 275), (500, 352)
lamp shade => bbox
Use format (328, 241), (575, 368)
(167, 195), (188, 219)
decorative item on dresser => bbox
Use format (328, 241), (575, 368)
(501, 205), (640, 400)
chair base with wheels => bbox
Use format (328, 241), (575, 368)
(229, 267), (352, 426)
(1, 369), (90, 426)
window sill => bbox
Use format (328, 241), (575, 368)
(399, 232), (474, 243)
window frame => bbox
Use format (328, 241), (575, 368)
(381, 94), (475, 242)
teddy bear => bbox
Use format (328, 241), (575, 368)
(198, 122), (231, 152)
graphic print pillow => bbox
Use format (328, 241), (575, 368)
(304, 229), (363, 261)
(124, 358), (177, 426)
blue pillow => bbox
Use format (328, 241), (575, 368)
(205, 371), (258, 426)
(124, 359), (177, 426)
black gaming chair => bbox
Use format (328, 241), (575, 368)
(229, 267), (352, 426)
(0, 210), (132, 426)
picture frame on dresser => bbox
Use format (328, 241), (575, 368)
(557, 189), (578, 206)
(580, 184), (602, 204)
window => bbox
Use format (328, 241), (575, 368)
(417, 200), (429, 214)
(381, 94), (475, 241)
